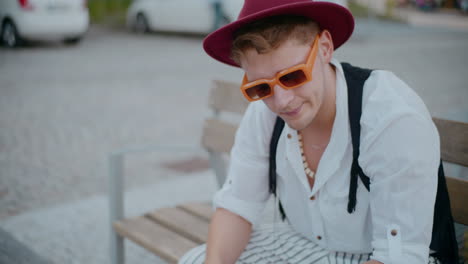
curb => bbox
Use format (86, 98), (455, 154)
(392, 7), (468, 31)
(0, 227), (52, 264)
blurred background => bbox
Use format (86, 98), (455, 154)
(0, 0), (467, 263)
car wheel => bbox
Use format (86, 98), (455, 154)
(63, 37), (82, 45)
(135, 13), (149, 33)
(1, 20), (21, 48)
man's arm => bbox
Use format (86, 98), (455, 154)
(205, 208), (252, 264)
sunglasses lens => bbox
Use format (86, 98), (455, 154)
(245, 83), (272, 100)
(279, 70), (307, 87)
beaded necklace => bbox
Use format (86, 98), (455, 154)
(298, 132), (328, 179)
(297, 132), (315, 179)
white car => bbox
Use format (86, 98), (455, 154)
(0, 0), (89, 47)
(126, 0), (243, 34)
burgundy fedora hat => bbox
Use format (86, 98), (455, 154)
(203, 0), (354, 67)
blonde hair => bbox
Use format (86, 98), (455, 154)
(231, 15), (320, 65)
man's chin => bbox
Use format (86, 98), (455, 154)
(284, 119), (307, 131)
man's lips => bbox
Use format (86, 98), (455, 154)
(281, 104), (303, 117)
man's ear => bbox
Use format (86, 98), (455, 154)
(318, 30), (334, 64)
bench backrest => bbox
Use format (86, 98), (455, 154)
(433, 118), (468, 225)
(201, 80), (249, 185)
(201, 80), (468, 226)
(202, 80), (248, 153)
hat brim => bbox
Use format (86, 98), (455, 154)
(203, 1), (354, 67)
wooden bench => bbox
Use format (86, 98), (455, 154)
(433, 118), (468, 261)
(108, 80), (247, 264)
(108, 81), (468, 264)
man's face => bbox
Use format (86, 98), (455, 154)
(240, 37), (330, 131)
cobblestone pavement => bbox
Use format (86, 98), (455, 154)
(0, 18), (467, 264)
(0, 26), (241, 220)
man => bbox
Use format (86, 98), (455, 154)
(181, 0), (444, 263)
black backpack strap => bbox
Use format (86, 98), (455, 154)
(269, 116), (286, 220)
(267, 62), (458, 263)
(341, 62), (372, 213)
(269, 116), (285, 195)
(269, 63), (374, 218)
(342, 63), (458, 263)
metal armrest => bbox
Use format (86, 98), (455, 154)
(108, 145), (203, 264)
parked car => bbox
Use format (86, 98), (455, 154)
(126, 0), (243, 34)
(0, 0), (89, 47)
(459, 0), (468, 13)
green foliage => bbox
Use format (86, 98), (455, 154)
(87, 0), (132, 24)
(88, 0), (106, 22)
(384, 0), (396, 18)
(347, 0), (403, 22)
(348, 0), (371, 18)
(378, 0), (405, 23)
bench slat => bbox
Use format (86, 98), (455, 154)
(177, 202), (213, 221)
(446, 177), (468, 225)
(113, 216), (198, 264)
(146, 207), (210, 244)
(210, 80), (248, 114)
(201, 118), (238, 154)
(433, 117), (468, 167)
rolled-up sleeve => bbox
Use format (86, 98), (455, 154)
(359, 71), (440, 264)
(213, 102), (275, 226)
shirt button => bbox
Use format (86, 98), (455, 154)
(317, 235), (322, 240)
(391, 229), (398, 236)
(287, 133), (292, 139)
(310, 196), (316, 200)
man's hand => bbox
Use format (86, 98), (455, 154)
(362, 260), (383, 264)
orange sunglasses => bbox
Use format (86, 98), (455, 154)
(240, 34), (320, 102)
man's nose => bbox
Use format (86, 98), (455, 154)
(272, 84), (294, 110)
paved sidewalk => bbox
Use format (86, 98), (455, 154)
(0, 227), (52, 264)
(0, 171), (219, 264)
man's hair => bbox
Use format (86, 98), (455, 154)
(231, 15), (320, 65)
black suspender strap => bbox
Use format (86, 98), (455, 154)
(341, 62), (372, 213)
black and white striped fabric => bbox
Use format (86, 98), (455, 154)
(179, 223), (442, 264)
(181, 223), (355, 264)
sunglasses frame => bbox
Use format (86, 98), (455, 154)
(240, 34), (321, 102)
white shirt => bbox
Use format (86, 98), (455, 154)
(213, 59), (440, 264)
